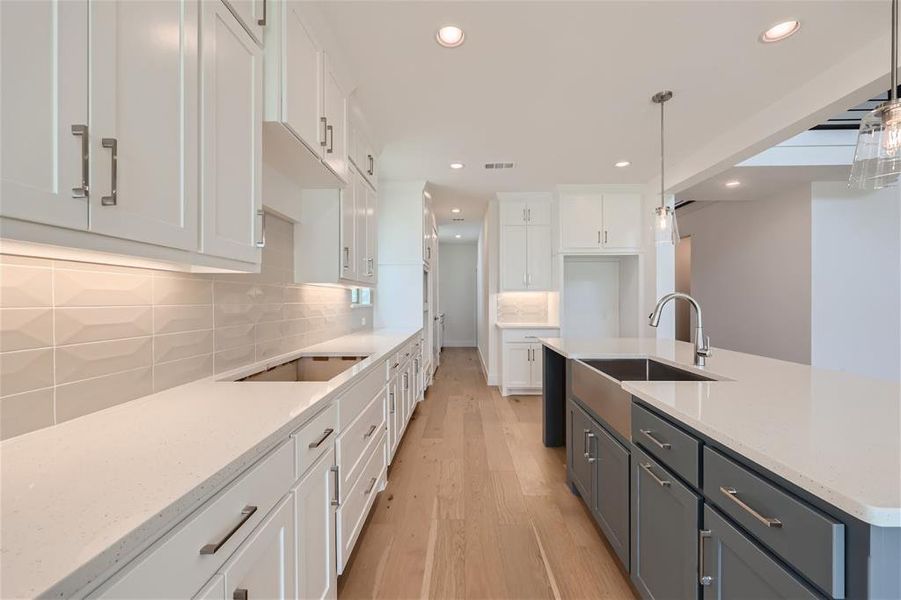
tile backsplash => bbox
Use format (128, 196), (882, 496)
(497, 292), (550, 323)
(0, 215), (372, 440)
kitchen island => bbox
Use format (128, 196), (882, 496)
(541, 336), (900, 600)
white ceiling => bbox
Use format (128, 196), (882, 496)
(675, 164), (850, 204)
(315, 0), (890, 235)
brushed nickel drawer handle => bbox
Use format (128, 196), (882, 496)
(699, 529), (713, 586)
(257, 0), (266, 25)
(640, 462), (671, 487)
(330, 465), (340, 506)
(308, 427), (334, 449)
(363, 476), (377, 495)
(719, 486), (783, 528)
(363, 424), (377, 439)
(586, 432), (596, 463)
(234, 589), (248, 600)
(101, 137), (117, 206)
(640, 429), (671, 450)
(71, 124), (89, 198)
(200, 505), (257, 554)
(392, 362), (400, 369)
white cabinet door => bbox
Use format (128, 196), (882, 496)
(530, 344), (544, 387)
(603, 193), (642, 250)
(222, 0), (264, 45)
(200, 1), (262, 264)
(222, 495), (295, 600)
(364, 184), (378, 283)
(352, 171), (366, 281)
(281, 2), (323, 155)
(194, 574), (225, 600)
(501, 225), (529, 291)
(560, 194), (603, 250)
(89, 0), (199, 250)
(388, 377), (399, 459)
(525, 197), (552, 226)
(340, 185), (356, 281)
(322, 56), (347, 182)
(504, 343), (532, 389)
(500, 199), (529, 225)
(294, 448), (337, 600)
(526, 225), (553, 290)
(1, 0), (89, 230)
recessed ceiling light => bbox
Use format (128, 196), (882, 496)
(455, 234), (462, 239)
(614, 160), (631, 168)
(725, 180), (742, 188)
(449, 162), (465, 170)
(436, 25), (465, 48)
(760, 20), (800, 43)
(451, 208), (461, 214)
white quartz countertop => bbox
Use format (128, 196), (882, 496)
(540, 337), (901, 528)
(495, 322), (560, 329)
(0, 328), (420, 599)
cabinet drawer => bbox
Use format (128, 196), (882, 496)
(632, 403), (700, 487)
(94, 441), (294, 599)
(703, 447), (844, 598)
(338, 361), (385, 430)
(503, 328), (559, 343)
(337, 431), (387, 573)
(337, 389), (386, 494)
(292, 403), (338, 479)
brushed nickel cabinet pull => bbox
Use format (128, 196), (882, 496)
(71, 124), (89, 198)
(330, 465), (340, 506)
(233, 588), (248, 600)
(257, 0), (266, 25)
(586, 432), (596, 463)
(255, 209), (266, 248)
(320, 117), (328, 147)
(582, 428), (590, 459)
(326, 124), (334, 154)
(719, 486), (783, 528)
(640, 462), (671, 487)
(699, 529), (713, 585)
(640, 429), (671, 450)
(597, 230), (601, 244)
(389, 391), (395, 414)
(367, 154), (374, 176)
(308, 427), (334, 449)
(101, 138), (117, 206)
(522, 208), (526, 222)
(199, 505), (257, 554)
(363, 476), (377, 495)
(604, 230), (608, 244)
(527, 208), (531, 222)
(343, 246), (350, 268)
(363, 424), (377, 439)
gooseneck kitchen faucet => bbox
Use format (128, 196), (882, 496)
(648, 293), (712, 367)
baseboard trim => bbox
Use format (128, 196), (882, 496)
(443, 340), (476, 348)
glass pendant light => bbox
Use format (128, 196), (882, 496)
(652, 90), (679, 245)
(849, 0), (900, 189)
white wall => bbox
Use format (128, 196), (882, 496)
(811, 182), (900, 381)
(439, 242), (478, 346)
(477, 219), (489, 373)
(676, 185), (812, 364)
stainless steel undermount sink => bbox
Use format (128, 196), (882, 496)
(571, 358), (714, 442)
(237, 355), (368, 382)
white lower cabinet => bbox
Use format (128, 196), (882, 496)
(195, 574), (226, 600)
(293, 448), (337, 600)
(220, 496), (295, 600)
(499, 328), (558, 396)
(337, 431), (386, 574)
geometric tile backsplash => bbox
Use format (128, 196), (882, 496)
(0, 214), (372, 440)
(497, 291), (549, 323)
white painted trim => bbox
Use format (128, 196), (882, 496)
(478, 346), (489, 382)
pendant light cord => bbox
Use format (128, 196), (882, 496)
(893, 0), (898, 101)
(660, 98), (665, 210)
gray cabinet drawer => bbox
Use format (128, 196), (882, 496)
(632, 403), (700, 487)
(703, 447), (844, 598)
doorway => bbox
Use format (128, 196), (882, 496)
(675, 235), (692, 342)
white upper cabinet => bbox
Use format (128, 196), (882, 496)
(349, 108), (378, 190)
(601, 192), (642, 250)
(527, 225), (553, 289)
(500, 225), (529, 290)
(500, 194), (551, 226)
(200, 0), (263, 264)
(222, 0), (265, 45)
(340, 184), (357, 281)
(0, 0), (89, 231)
(558, 189), (642, 252)
(499, 194), (554, 291)
(89, 0), (199, 251)
(361, 178), (378, 283)
(322, 58), (348, 182)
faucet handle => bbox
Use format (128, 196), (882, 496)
(697, 336), (712, 357)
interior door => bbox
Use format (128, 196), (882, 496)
(1, 0), (89, 230)
(282, 2), (323, 155)
(294, 448), (337, 600)
(603, 193), (642, 250)
(340, 184), (356, 280)
(526, 225), (553, 289)
(501, 225), (528, 290)
(89, 0), (199, 250)
(222, 495), (295, 600)
(560, 194), (603, 249)
(504, 343), (532, 389)
(322, 55), (347, 181)
(200, 0), (262, 263)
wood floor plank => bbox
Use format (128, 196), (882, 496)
(338, 348), (636, 600)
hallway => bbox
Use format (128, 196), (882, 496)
(338, 348), (636, 599)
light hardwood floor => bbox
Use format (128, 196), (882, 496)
(338, 347), (637, 600)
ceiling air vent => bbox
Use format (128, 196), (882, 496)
(452, 218), (465, 222)
(484, 162), (515, 170)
